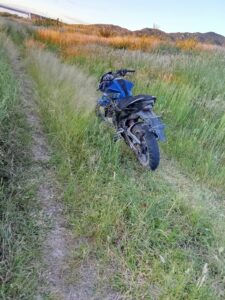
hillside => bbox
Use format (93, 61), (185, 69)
(1, 11), (225, 46)
(94, 24), (225, 45)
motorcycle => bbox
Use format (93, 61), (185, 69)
(96, 69), (166, 170)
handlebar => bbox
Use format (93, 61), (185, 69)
(115, 69), (135, 77)
(98, 69), (136, 91)
(100, 69), (135, 82)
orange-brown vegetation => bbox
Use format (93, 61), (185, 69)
(61, 46), (91, 59)
(176, 38), (198, 51)
(25, 38), (46, 50)
(108, 36), (162, 50)
(37, 28), (164, 52)
(37, 29), (102, 46)
(36, 26), (224, 59)
(98, 27), (115, 38)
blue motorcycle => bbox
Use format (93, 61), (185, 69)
(96, 69), (166, 170)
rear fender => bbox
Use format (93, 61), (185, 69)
(137, 111), (166, 141)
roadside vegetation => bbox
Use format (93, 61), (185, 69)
(32, 25), (225, 189)
(0, 34), (43, 299)
(36, 26), (217, 53)
(26, 47), (225, 298)
(1, 17), (225, 299)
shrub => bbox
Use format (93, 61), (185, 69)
(176, 38), (198, 51)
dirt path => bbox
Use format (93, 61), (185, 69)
(4, 40), (120, 300)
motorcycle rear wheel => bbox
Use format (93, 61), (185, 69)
(131, 125), (160, 171)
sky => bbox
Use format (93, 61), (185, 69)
(1, 0), (225, 35)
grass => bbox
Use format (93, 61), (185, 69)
(2, 17), (225, 298)
(58, 46), (225, 189)
(37, 26), (221, 54)
(0, 33), (44, 299)
(36, 28), (166, 52)
(26, 48), (225, 299)
(0, 18), (33, 45)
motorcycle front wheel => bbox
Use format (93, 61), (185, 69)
(95, 103), (107, 122)
(95, 103), (114, 126)
(131, 124), (160, 171)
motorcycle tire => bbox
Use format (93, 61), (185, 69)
(132, 124), (160, 171)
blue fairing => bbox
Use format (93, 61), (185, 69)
(105, 79), (134, 98)
(98, 78), (134, 107)
(106, 79), (134, 98)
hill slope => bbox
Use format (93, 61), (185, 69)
(93, 24), (225, 45)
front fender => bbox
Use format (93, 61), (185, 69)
(98, 95), (110, 107)
(137, 111), (166, 141)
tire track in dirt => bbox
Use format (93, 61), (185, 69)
(5, 39), (121, 300)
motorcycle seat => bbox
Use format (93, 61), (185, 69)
(116, 94), (156, 110)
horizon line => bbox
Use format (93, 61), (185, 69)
(0, 2), (224, 37)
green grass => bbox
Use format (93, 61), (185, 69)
(63, 46), (225, 189)
(27, 48), (225, 299)
(0, 17), (33, 45)
(0, 35), (43, 299)
(3, 18), (225, 188)
(2, 18), (225, 298)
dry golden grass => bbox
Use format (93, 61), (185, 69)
(38, 29), (106, 46)
(37, 27), (225, 59)
(25, 38), (46, 50)
(37, 28), (164, 52)
(108, 35), (162, 50)
(176, 38), (198, 50)
(62, 46), (83, 58)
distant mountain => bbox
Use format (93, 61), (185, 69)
(1, 10), (224, 46)
(166, 32), (225, 45)
(89, 24), (130, 35)
(134, 28), (169, 39)
(92, 24), (225, 46)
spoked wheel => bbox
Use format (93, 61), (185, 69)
(131, 124), (160, 171)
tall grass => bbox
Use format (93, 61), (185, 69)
(3, 18), (225, 297)
(0, 35), (42, 299)
(27, 48), (225, 299)
(37, 28), (169, 52)
(57, 45), (225, 189)
(0, 18), (33, 44)
(36, 27), (225, 57)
